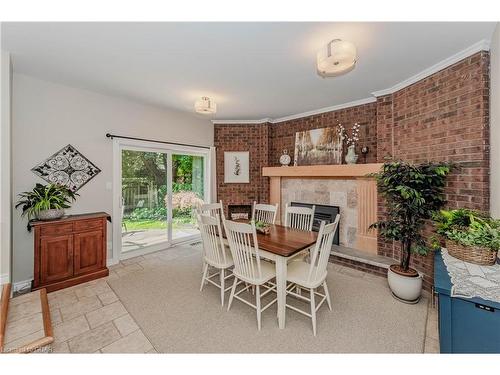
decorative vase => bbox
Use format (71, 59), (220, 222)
(37, 209), (65, 221)
(345, 145), (358, 164)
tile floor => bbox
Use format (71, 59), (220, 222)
(4, 244), (440, 353)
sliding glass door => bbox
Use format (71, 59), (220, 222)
(121, 149), (169, 253)
(115, 141), (209, 259)
(171, 154), (205, 242)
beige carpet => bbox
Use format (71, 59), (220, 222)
(108, 246), (428, 353)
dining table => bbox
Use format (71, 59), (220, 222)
(222, 221), (318, 329)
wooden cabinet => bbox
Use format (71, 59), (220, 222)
(31, 212), (110, 292)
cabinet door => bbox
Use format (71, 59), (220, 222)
(74, 229), (104, 275)
(40, 234), (74, 284)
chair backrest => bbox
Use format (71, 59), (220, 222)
(223, 219), (263, 282)
(196, 213), (228, 267)
(198, 200), (225, 219)
(307, 214), (340, 284)
(285, 204), (315, 231)
(252, 201), (278, 224)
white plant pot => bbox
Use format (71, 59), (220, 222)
(37, 209), (65, 221)
(387, 266), (423, 304)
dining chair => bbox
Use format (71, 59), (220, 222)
(285, 214), (340, 336)
(223, 219), (277, 330)
(252, 201), (278, 225)
(197, 213), (234, 306)
(198, 200), (225, 219)
(285, 204), (315, 231)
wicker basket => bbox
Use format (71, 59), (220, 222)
(446, 240), (498, 266)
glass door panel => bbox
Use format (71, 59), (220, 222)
(170, 154), (205, 242)
(121, 149), (169, 253)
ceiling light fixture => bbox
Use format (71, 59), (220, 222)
(316, 39), (357, 78)
(195, 96), (217, 115)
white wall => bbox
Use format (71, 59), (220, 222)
(491, 23), (500, 219)
(12, 73), (213, 284)
(0, 50), (12, 285)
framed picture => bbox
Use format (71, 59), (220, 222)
(224, 152), (249, 183)
(294, 127), (343, 166)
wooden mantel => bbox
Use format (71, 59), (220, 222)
(263, 163), (382, 254)
(262, 163), (383, 178)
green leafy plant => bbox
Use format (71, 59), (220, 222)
(433, 209), (500, 251)
(369, 161), (452, 273)
(15, 183), (78, 220)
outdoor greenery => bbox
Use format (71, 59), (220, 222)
(121, 150), (204, 231)
(369, 161), (452, 272)
(15, 183), (78, 220)
(433, 209), (500, 251)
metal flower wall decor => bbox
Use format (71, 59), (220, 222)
(31, 144), (101, 192)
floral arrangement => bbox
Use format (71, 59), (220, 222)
(337, 122), (361, 147)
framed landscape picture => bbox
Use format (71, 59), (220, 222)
(294, 127), (343, 166)
(224, 151), (250, 183)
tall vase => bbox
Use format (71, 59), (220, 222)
(345, 145), (358, 164)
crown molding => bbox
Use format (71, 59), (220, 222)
(271, 97), (376, 124)
(212, 118), (272, 125)
(213, 39), (490, 125)
(371, 39), (491, 97)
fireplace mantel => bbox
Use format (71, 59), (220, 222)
(263, 163), (381, 254)
(262, 163), (383, 178)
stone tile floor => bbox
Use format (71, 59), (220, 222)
(4, 244), (440, 353)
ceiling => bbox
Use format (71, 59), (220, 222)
(1, 22), (496, 120)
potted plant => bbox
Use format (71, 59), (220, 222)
(369, 161), (451, 303)
(16, 183), (78, 221)
(433, 209), (499, 265)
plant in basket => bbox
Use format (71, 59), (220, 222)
(252, 220), (271, 235)
(369, 160), (452, 303)
(432, 208), (500, 265)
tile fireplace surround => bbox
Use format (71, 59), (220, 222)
(263, 164), (382, 254)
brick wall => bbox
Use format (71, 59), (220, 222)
(213, 51), (490, 289)
(376, 51), (490, 290)
(270, 103), (378, 166)
(214, 123), (271, 215)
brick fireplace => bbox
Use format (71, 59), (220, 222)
(214, 51), (490, 291)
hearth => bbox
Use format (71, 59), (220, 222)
(227, 204), (252, 220)
(290, 202), (340, 245)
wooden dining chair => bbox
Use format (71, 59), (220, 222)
(285, 214), (340, 336)
(197, 200), (225, 219)
(223, 219), (277, 330)
(252, 201), (278, 225)
(197, 213), (234, 306)
(285, 204), (316, 231)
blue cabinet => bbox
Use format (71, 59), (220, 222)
(434, 252), (500, 353)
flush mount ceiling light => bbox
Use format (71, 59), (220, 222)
(316, 39), (357, 78)
(195, 96), (217, 115)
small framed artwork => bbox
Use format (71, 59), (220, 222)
(224, 151), (250, 183)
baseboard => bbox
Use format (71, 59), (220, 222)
(0, 273), (9, 285)
(12, 279), (33, 294)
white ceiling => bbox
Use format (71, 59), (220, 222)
(1, 22), (496, 120)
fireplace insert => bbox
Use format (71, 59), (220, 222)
(290, 202), (340, 245)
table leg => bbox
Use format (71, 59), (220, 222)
(275, 256), (287, 329)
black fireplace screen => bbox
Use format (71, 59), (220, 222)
(290, 202), (340, 245)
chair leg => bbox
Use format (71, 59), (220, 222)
(227, 277), (238, 311)
(256, 285), (261, 331)
(310, 288), (317, 336)
(323, 281), (332, 311)
(220, 268), (225, 306)
(200, 263), (208, 292)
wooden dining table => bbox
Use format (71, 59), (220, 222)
(222, 221), (318, 329)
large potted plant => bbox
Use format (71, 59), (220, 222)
(433, 209), (499, 265)
(16, 183), (78, 221)
(370, 161), (451, 303)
